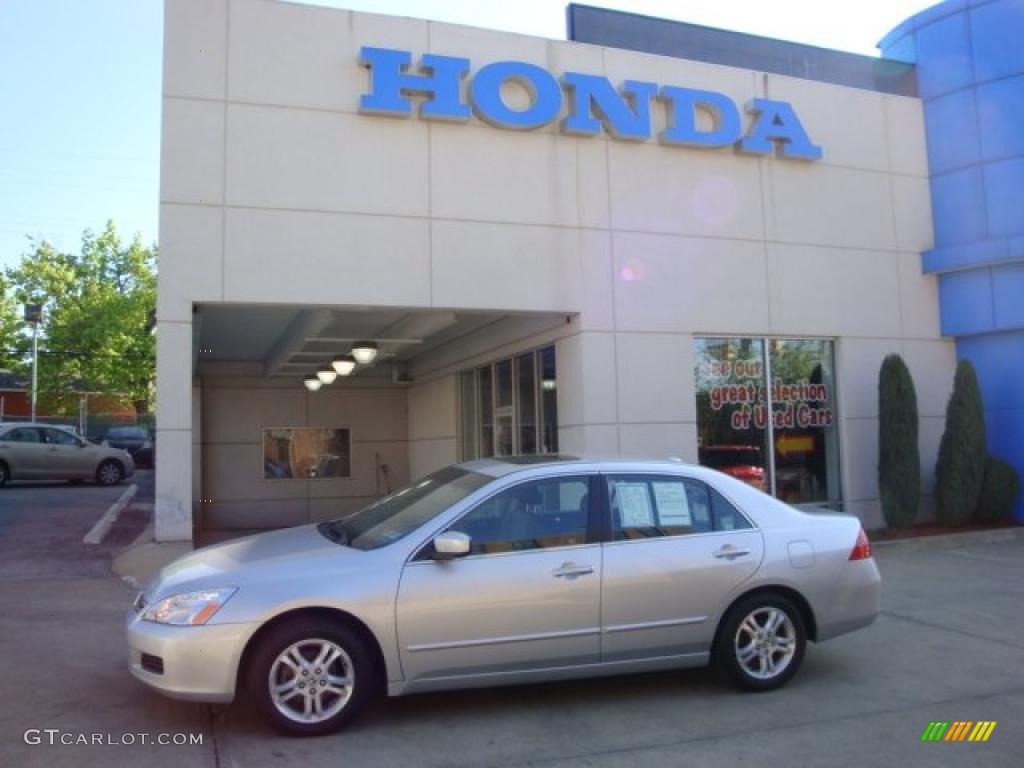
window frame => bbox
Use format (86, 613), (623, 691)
(411, 473), (604, 561)
(44, 428), (82, 446)
(2, 427), (43, 444)
(694, 335), (842, 509)
(457, 345), (557, 461)
(599, 472), (757, 544)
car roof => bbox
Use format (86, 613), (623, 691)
(0, 422), (75, 431)
(456, 455), (699, 479)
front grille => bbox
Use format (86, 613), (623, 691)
(133, 592), (147, 614)
(140, 654), (164, 675)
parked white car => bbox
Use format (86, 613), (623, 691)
(0, 422), (135, 486)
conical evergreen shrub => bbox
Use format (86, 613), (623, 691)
(935, 360), (986, 525)
(977, 456), (1021, 521)
(878, 354), (920, 528)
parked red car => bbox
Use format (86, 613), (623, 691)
(698, 445), (767, 491)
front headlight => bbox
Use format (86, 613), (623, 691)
(142, 588), (237, 626)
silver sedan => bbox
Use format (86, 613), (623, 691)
(126, 457), (880, 736)
(0, 422), (135, 486)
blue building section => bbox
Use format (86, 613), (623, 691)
(882, 0), (1024, 520)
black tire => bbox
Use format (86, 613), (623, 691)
(714, 592), (807, 692)
(95, 459), (124, 486)
(0, 460), (8, 487)
(247, 617), (376, 737)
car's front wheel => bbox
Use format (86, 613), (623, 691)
(248, 618), (375, 737)
(715, 593), (806, 692)
(0, 460), (8, 487)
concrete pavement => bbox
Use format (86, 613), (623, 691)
(1, 534), (1022, 767)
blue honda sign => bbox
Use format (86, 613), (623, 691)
(358, 47), (822, 161)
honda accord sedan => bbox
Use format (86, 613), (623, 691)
(126, 457), (880, 737)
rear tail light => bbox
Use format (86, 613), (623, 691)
(849, 528), (872, 560)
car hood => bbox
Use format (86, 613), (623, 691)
(146, 524), (348, 599)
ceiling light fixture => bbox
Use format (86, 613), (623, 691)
(351, 341), (378, 365)
(303, 375), (322, 392)
(316, 366), (338, 384)
(331, 354), (357, 376)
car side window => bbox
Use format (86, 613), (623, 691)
(45, 429), (80, 446)
(3, 427), (41, 443)
(710, 486), (754, 531)
(447, 476), (591, 555)
(608, 475), (714, 540)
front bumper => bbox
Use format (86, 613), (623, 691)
(126, 611), (258, 703)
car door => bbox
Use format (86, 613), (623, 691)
(42, 428), (89, 478)
(600, 473), (764, 661)
(396, 474), (602, 686)
(0, 427), (48, 478)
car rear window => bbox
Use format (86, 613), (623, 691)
(107, 427), (146, 439)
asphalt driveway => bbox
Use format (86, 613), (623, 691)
(0, 470), (152, 580)
(1, 535), (1022, 768)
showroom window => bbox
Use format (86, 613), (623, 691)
(459, 345), (557, 459)
(694, 338), (841, 507)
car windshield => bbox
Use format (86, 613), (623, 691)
(321, 466), (491, 551)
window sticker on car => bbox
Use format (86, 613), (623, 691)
(653, 482), (691, 527)
(617, 482), (655, 528)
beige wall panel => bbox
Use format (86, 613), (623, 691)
(612, 232), (770, 334)
(615, 333), (696, 424)
(161, 97), (225, 205)
(223, 208), (430, 306)
(225, 105), (429, 216)
(164, 0), (227, 100)
(767, 244), (901, 337)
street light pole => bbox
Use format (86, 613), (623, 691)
(23, 303), (43, 422)
(31, 322), (38, 421)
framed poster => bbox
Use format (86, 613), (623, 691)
(262, 427), (351, 480)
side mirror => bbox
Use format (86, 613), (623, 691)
(432, 531), (471, 560)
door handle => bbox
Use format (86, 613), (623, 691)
(552, 562), (594, 579)
(713, 545), (751, 560)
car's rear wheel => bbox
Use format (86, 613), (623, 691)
(96, 460), (124, 486)
(715, 593), (806, 692)
(248, 618), (375, 737)
(0, 460), (8, 487)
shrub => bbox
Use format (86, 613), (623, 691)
(976, 456), (1021, 521)
(935, 360), (986, 526)
(877, 354), (920, 528)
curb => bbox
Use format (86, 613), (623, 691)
(871, 525), (1024, 554)
(83, 484), (138, 545)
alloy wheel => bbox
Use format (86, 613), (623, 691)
(268, 638), (355, 724)
(98, 462), (121, 485)
(734, 606), (797, 680)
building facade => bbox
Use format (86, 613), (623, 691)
(155, 0), (1017, 543)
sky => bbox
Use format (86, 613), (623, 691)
(0, 0), (939, 271)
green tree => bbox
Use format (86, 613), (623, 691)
(6, 222), (156, 416)
(935, 360), (986, 526)
(0, 272), (26, 372)
(878, 354), (920, 528)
